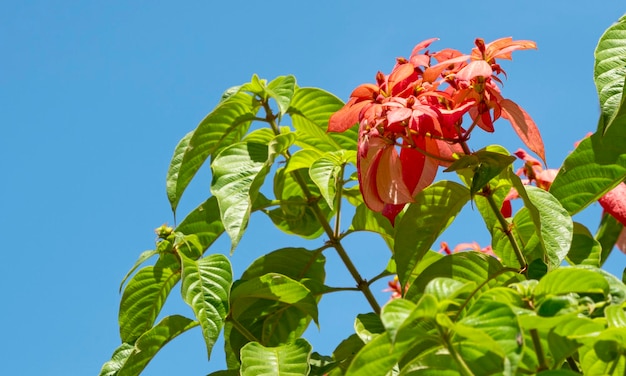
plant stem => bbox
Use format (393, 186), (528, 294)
(530, 329), (548, 371)
(229, 317), (260, 343)
(484, 189), (528, 274)
(263, 100), (381, 314)
(441, 328), (475, 376)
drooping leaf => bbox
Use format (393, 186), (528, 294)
(394, 181), (471, 287)
(596, 212), (624, 265)
(594, 14), (626, 134)
(289, 87), (356, 152)
(354, 313), (385, 344)
(567, 222), (602, 267)
(211, 134), (295, 251)
(180, 253), (232, 359)
(549, 127), (626, 215)
(445, 149), (516, 197)
(524, 186), (573, 269)
(99, 343), (134, 376)
(240, 339), (312, 376)
(118, 257), (181, 343)
(118, 249), (159, 293)
(115, 316), (198, 376)
(166, 91), (259, 213)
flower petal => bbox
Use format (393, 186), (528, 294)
(455, 60), (492, 81)
(500, 99), (546, 164)
(599, 183), (626, 226)
(328, 98), (370, 132)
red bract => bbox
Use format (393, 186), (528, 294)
(328, 38), (541, 223)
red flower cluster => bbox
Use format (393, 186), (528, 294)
(328, 38), (543, 223)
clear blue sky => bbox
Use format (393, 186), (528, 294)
(2, 2), (625, 375)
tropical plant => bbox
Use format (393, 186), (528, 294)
(101, 14), (626, 376)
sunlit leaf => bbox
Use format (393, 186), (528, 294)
(289, 87), (356, 152)
(211, 133), (295, 251)
(394, 181), (470, 287)
(354, 313), (385, 344)
(118, 257), (180, 343)
(549, 126), (626, 215)
(350, 203), (395, 250)
(166, 91), (259, 213)
(567, 222), (602, 267)
(533, 266), (609, 300)
(117, 315), (198, 376)
(99, 343), (134, 376)
(594, 14), (626, 134)
(174, 196), (225, 256)
(180, 253), (232, 359)
(267, 75), (297, 115)
(240, 339), (312, 376)
(118, 249), (159, 293)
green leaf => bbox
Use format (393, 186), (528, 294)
(594, 14), (626, 134)
(230, 273), (318, 325)
(99, 343), (134, 376)
(596, 212), (624, 265)
(445, 149), (516, 197)
(180, 253), (232, 359)
(267, 75), (297, 115)
(394, 181), (471, 287)
(284, 149), (325, 172)
(534, 266), (609, 300)
(267, 167), (332, 239)
(606, 305), (626, 328)
(525, 186), (573, 269)
(116, 316), (198, 376)
(380, 298), (416, 341)
(549, 127), (626, 215)
(350, 203), (395, 250)
(579, 328), (626, 375)
(309, 150), (355, 209)
(240, 339), (312, 376)
(118, 249), (159, 293)
(118, 257), (180, 343)
(166, 91), (259, 213)
(355, 313), (385, 344)
(406, 251), (522, 304)
(288, 87), (356, 152)
(211, 134), (295, 251)
(174, 196), (225, 256)
(567, 222), (602, 267)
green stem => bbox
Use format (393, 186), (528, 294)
(441, 328), (475, 376)
(229, 317), (259, 343)
(530, 329), (548, 371)
(484, 189), (528, 274)
(262, 100), (381, 314)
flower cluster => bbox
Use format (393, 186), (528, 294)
(329, 38), (543, 223)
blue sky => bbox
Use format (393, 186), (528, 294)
(2, 2), (626, 375)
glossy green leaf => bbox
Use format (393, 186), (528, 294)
(567, 222), (602, 267)
(166, 91), (259, 213)
(594, 14), (626, 134)
(394, 181), (471, 287)
(240, 339), (312, 376)
(284, 149), (325, 172)
(289, 87), (356, 152)
(211, 134), (295, 251)
(267, 167), (331, 239)
(491, 207), (540, 269)
(534, 267), (609, 300)
(549, 127), (626, 215)
(445, 149), (516, 197)
(180, 253), (232, 359)
(309, 154), (342, 209)
(174, 196), (225, 256)
(241, 247), (326, 288)
(406, 251), (522, 303)
(579, 328), (626, 375)
(230, 273), (318, 325)
(99, 343), (134, 376)
(380, 298), (416, 341)
(606, 305), (626, 328)
(118, 257), (180, 343)
(116, 316), (198, 376)
(267, 75), (297, 115)
(596, 212), (624, 265)
(354, 313), (385, 344)
(525, 186), (573, 268)
(350, 203), (395, 250)
(344, 332), (406, 376)
(118, 249), (159, 293)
